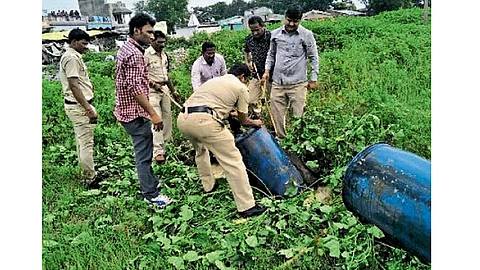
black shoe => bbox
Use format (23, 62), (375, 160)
(238, 204), (266, 218)
(85, 176), (103, 189)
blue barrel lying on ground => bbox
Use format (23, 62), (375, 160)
(235, 126), (304, 197)
(342, 143), (431, 263)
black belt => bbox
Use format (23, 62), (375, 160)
(181, 106), (213, 115)
(65, 98), (94, 105)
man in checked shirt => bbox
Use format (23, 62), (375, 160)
(114, 13), (172, 208)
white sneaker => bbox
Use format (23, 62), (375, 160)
(144, 194), (172, 208)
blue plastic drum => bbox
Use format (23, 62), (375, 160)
(343, 143), (431, 262)
(235, 126), (304, 197)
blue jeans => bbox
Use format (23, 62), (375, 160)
(121, 117), (159, 199)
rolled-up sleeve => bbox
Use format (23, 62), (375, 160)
(191, 59), (201, 91)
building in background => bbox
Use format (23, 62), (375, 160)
(78, 0), (132, 31)
(243, 7), (283, 27)
(173, 13), (221, 39)
(218, 16), (243, 31)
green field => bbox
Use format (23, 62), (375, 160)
(42, 8), (431, 269)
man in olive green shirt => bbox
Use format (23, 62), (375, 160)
(59, 29), (100, 188)
(177, 64), (267, 218)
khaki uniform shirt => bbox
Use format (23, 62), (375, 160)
(59, 47), (94, 102)
(185, 74), (249, 120)
(144, 46), (169, 93)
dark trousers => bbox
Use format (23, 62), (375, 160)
(121, 117), (160, 199)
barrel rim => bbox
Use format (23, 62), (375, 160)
(234, 126), (265, 144)
(346, 142), (390, 172)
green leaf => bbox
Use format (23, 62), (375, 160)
(333, 222), (349, 230)
(215, 260), (233, 270)
(346, 216), (357, 227)
(205, 250), (223, 263)
(180, 205), (194, 221)
(70, 232), (93, 245)
(43, 240), (58, 248)
(167, 256), (185, 269)
(142, 233), (154, 240)
(319, 205), (333, 214)
(183, 251), (199, 262)
(149, 216), (163, 226)
(324, 238), (340, 258)
(156, 235), (171, 247)
(275, 219), (287, 230)
(367, 226), (385, 238)
(43, 214), (55, 223)
(186, 195), (203, 203)
(245, 235), (258, 247)
(285, 181), (299, 197)
(278, 248), (295, 259)
(80, 189), (101, 196)
(286, 204), (298, 214)
(306, 160), (319, 169)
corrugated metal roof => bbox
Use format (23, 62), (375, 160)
(42, 30), (105, 41)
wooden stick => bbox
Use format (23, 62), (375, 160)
(252, 63), (278, 137)
(153, 82), (183, 109)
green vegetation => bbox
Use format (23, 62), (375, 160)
(42, 8), (431, 269)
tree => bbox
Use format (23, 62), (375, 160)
(229, 0), (252, 17)
(423, 0), (429, 24)
(193, 2), (229, 22)
(135, 0), (189, 34)
(249, 0), (334, 14)
(302, 0), (334, 11)
(368, 0), (410, 15)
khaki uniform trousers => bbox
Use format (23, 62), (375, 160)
(64, 104), (96, 182)
(270, 82), (308, 139)
(177, 112), (255, 212)
(149, 88), (172, 156)
(247, 78), (271, 114)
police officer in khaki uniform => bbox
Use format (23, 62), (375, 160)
(177, 64), (267, 218)
(59, 29), (100, 188)
(145, 30), (180, 164)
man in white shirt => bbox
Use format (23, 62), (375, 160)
(191, 41), (227, 91)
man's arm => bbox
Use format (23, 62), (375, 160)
(133, 93), (163, 131)
(68, 77), (97, 123)
(125, 54), (163, 131)
(262, 34), (276, 83)
(238, 111), (263, 127)
(165, 78), (181, 101)
(219, 55), (227, 76)
(306, 31), (319, 89)
(244, 51), (254, 71)
(191, 59), (201, 91)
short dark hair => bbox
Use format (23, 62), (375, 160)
(228, 63), (251, 78)
(68, 28), (90, 43)
(202, 41), (216, 52)
(154, 30), (167, 40)
(248, 16), (264, 26)
(129, 12), (156, 36)
(285, 7), (303, 20)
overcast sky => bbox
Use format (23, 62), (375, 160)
(42, 0), (235, 12)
